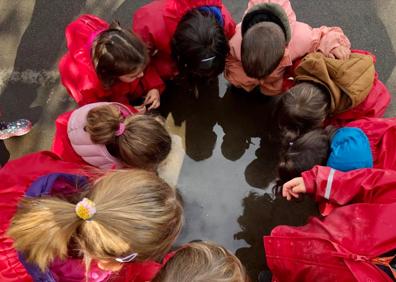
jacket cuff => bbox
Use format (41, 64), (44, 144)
(301, 169), (316, 194)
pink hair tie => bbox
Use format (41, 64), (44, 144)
(115, 122), (126, 136)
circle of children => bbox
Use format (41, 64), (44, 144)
(1, 0), (396, 281)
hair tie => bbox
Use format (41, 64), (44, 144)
(75, 198), (96, 220)
(201, 56), (216, 63)
(115, 122), (126, 136)
(115, 252), (138, 263)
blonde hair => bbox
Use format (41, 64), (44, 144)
(85, 104), (171, 169)
(153, 241), (249, 282)
(7, 170), (183, 271)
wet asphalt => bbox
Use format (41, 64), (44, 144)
(1, 1), (395, 280)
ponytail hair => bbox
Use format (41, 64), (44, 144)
(273, 126), (336, 194)
(85, 104), (171, 169)
(277, 82), (330, 139)
(7, 197), (82, 271)
(92, 21), (149, 87)
(7, 170), (183, 271)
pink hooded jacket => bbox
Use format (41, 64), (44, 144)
(224, 0), (351, 95)
(67, 102), (134, 169)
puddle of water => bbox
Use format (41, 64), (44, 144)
(161, 80), (319, 280)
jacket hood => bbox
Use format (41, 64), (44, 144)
(241, 3), (291, 43)
(67, 102), (134, 169)
(295, 52), (375, 114)
(327, 127), (373, 171)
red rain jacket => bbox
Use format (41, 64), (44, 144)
(0, 152), (173, 282)
(133, 0), (236, 80)
(326, 50), (391, 127)
(52, 111), (86, 166)
(0, 152), (88, 282)
(59, 14), (164, 106)
(264, 166), (396, 282)
(320, 117), (396, 216)
(347, 117), (396, 170)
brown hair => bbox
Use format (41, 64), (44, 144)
(277, 82), (330, 140)
(92, 21), (149, 87)
(7, 170), (184, 271)
(241, 22), (286, 79)
(274, 127), (336, 193)
(153, 241), (249, 282)
(85, 104), (171, 169)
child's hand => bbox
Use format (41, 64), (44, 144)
(282, 177), (306, 201)
(329, 46), (351, 60)
(144, 89), (160, 110)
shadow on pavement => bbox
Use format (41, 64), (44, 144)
(0, 0), (85, 123)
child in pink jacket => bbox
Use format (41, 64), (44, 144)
(225, 0), (351, 95)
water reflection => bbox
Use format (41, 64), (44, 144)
(218, 87), (282, 189)
(161, 81), (282, 189)
(160, 78), (221, 161)
(235, 192), (319, 280)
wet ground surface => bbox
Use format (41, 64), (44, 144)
(1, 1), (396, 280)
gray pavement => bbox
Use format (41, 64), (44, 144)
(1, 1), (395, 281)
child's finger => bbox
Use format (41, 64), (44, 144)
(291, 185), (303, 194)
(282, 187), (290, 198)
(283, 178), (301, 191)
(289, 189), (300, 198)
(148, 100), (158, 110)
(144, 95), (155, 105)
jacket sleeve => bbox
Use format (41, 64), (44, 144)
(302, 166), (396, 205)
(221, 4), (236, 39)
(310, 26), (351, 56)
(141, 64), (166, 94)
(132, 7), (157, 55)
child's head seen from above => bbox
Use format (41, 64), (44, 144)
(241, 3), (291, 80)
(8, 170), (184, 272)
(171, 9), (229, 79)
(277, 82), (330, 139)
(153, 241), (249, 282)
(275, 127), (335, 192)
(85, 104), (171, 170)
(92, 21), (149, 87)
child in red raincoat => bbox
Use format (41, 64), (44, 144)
(275, 117), (396, 198)
(0, 152), (183, 282)
(132, 0), (236, 81)
(269, 167), (396, 281)
(59, 14), (164, 108)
